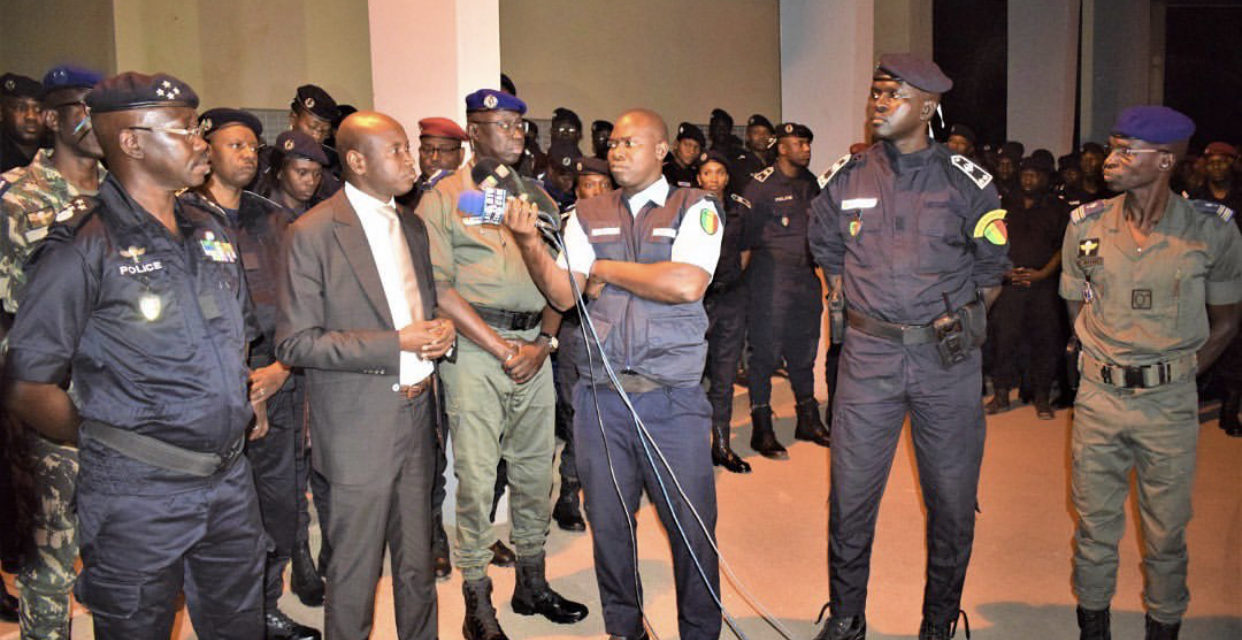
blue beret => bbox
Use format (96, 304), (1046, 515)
(1, 73), (41, 99)
(1111, 106), (1195, 144)
(676, 122), (705, 145)
(85, 72), (198, 113)
(293, 84), (339, 121)
(775, 122), (814, 142)
(199, 108), (262, 139)
(875, 53), (953, 93)
(575, 156), (610, 177)
(698, 149), (732, 168)
(465, 88), (526, 115)
(41, 65), (103, 98)
(275, 130), (328, 165)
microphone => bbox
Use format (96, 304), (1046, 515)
(457, 189), (559, 234)
(470, 157), (561, 230)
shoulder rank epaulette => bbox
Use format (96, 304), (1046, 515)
(949, 154), (993, 189)
(55, 196), (96, 224)
(752, 166), (774, 183)
(730, 193), (752, 208)
(1190, 199), (1235, 223)
(818, 154), (854, 190)
(1070, 199), (1110, 225)
(424, 168), (450, 189)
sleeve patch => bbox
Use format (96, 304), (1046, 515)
(950, 155), (993, 189)
(818, 154), (852, 190)
(972, 209), (1009, 245)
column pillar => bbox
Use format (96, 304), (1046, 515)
(1007, 0), (1081, 154)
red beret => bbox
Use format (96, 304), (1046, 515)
(1204, 141), (1238, 159)
(418, 117), (468, 141)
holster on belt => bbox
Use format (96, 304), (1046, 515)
(847, 299), (986, 368)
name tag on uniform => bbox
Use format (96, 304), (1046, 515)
(24, 227), (48, 243)
(591, 227), (620, 237)
(842, 197), (878, 210)
(651, 227), (677, 238)
(775, 195), (794, 202)
(118, 260), (163, 276)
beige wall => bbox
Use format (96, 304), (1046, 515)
(874, 0), (932, 59)
(499, 0), (781, 134)
(111, 0), (373, 111)
(0, 0), (116, 79)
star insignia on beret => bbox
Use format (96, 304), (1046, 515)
(699, 152), (708, 163)
(53, 70), (66, 81)
(304, 97), (315, 109)
(283, 138), (295, 151)
(4, 79), (14, 91)
(678, 126), (686, 135)
(483, 94), (498, 109)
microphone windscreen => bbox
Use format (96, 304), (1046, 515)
(456, 190), (486, 216)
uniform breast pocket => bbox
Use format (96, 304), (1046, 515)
(106, 267), (197, 360)
(916, 205), (965, 272)
(586, 233), (626, 261)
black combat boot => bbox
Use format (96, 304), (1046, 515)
(290, 540), (325, 607)
(462, 576), (509, 640)
(1034, 393), (1055, 420)
(794, 398), (831, 447)
(813, 615), (866, 640)
(511, 552), (589, 624)
(1220, 389), (1241, 437)
(985, 388), (1011, 414)
(749, 405), (788, 460)
(1144, 615), (1180, 640)
(711, 421), (751, 473)
(552, 483), (586, 531)
(918, 610), (969, 639)
(265, 608), (321, 640)
(1076, 606), (1111, 640)
(490, 540), (515, 567)
(433, 512), (451, 579)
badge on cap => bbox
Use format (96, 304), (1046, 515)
(3, 79), (13, 91)
(562, 156), (571, 167)
(576, 161), (584, 172)
(201, 118), (213, 134)
(785, 124), (794, 134)
(700, 207), (719, 235)
(304, 97), (315, 109)
(283, 138), (295, 151)
(139, 292), (162, 321)
(484, 94), (498, 109)
(972, 209), (1008, 245)
(154, 80), (181, 99)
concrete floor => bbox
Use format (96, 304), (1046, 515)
(2, 378), (1240, 639)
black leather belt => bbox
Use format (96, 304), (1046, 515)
(81, 421), (244, 477)
(846, 309), (938, 345)
(472, 304), (542, 331)
(598, 371), (663, 394)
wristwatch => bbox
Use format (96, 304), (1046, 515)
(538, 331), (559, 352)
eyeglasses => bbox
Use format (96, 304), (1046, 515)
(472, 118), (528, 135)
(1107, 146), (1166, 162)
(419, 144), (461, 157)
(127, 124), (206, 139)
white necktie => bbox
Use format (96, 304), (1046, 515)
(384, 205), (423, 323)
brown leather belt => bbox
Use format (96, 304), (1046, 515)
(398, 378), (432, 399)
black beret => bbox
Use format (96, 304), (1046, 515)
(591, 120), (613, 134)
(747, 114), (774, 131)
(546, 140), (582, 171)
(552, 107), (581, 129)
(676, 122), (705, 146)
(575, 156), (610, 177)
(292, 84), (339, 121)
(1057, 154), (1080, 170)
(775, 122), (813, 142)
(275, 130), (328, 165)
(875, 53), (953, 93)
(41, 65), (103, 99)
(500, 73), (517, 96)
(85, 72), (198, 113)
(698, 149), (732, 168)
(199, 108), (263, 139)
(710, 108), (733, 126)
(1002, 141), (1025, 160)
(1030, 148), (1054, 167)
(1, 73), (41, 99)
(948, 123), (976, 144)
(1081, 142), (1107, 155)
(1112, 105), (1195, 144)
(1019, 154), (1054, 174)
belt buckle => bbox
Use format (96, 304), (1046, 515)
(1123, 366), (1144, 389)
(1100, 366), (1113, 386)
(218, 438), (244, 472)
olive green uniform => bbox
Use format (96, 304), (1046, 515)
(0, 149), (104, 640)
(415, 164), (558, 580)
(1060, 194), (1242, 623)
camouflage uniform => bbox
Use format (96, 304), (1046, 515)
(0, 148), (104, 640)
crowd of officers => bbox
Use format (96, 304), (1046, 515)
(0, 50), (1237, 640)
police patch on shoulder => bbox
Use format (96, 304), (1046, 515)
(730, 193), (752, 209)
(699, 207), (720, 235)
(1190, 199), (1235, 223)
(950, 155), (993, 189)
(818, 153), (853, 190)
(1070, 199), (1110, 225)
(972, 209), (1008, 245)
(752, 167), (774, 183)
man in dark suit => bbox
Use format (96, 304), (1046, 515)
(276, 111), (455, 640)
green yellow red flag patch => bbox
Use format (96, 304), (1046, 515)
(700, 207), (719, 235)
(972, 209), (1008, 245)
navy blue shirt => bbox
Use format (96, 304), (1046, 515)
(809, 141), (1011, 325)
(741, 165), (820, 267)
(6, 174), (254, 454)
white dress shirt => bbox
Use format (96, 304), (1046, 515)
(345, 182), (433, 385)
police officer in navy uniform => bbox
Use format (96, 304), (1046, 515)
(504, 108), (724, 640)
(4, 72), (268, 639)
(663, 122), (703, 188)
(808, 54), (1011, 640)
(182, 107), (321, 640)
(699, 149), (752, 473)
(590, 120), (613, 160)
(742, 121), (832, 459)
(730, 114), (774, 193)
(0, 73), (45, 172)
(255, 85), (342, 201)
